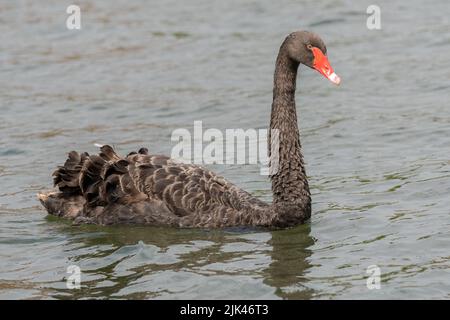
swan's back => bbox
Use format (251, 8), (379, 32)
(38, 145), (268, 228)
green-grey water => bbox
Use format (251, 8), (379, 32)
(1, 0), (449, 299)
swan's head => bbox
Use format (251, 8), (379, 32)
(283, 31), (340, 85)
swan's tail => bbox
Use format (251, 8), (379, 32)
(52, 150), (89, 194)
(38, 145), (131, 220)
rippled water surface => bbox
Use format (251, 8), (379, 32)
(1, 0), (450, 299)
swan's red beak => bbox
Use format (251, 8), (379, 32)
(311, 47), (341, 85)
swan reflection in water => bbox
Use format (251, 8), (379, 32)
(263, 225), (315, 299)
(48, 218), (314, 299)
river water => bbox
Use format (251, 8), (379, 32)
(0, 0), (449, 299)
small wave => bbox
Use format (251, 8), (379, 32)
(0, 148), (26, 157)
(309, 18), (346, 27)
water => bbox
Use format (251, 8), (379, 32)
(1, 0), (449, 299)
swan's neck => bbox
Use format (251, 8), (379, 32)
(269, 52), (311, 208)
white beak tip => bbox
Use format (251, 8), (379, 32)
(329, 72), (341, 85)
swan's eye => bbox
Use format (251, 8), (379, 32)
(306, 44), (313, 50)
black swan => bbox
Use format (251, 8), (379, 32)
(38, 31), (340, 228)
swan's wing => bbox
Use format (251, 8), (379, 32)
(127, 152), (266, 218)
(46, 145), (266, 226)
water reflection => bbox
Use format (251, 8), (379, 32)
(263, 225), (315, 299)
(47, 221), (314, 299)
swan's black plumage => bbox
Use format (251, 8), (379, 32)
(38, 31), (337, 228)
